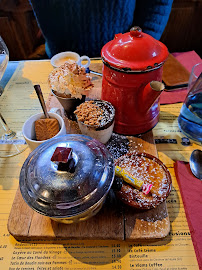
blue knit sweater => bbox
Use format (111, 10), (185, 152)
(29, 0), (173, 58)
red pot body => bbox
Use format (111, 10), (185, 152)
(101, 26), (168, 135)
(101, 65), (163, 135)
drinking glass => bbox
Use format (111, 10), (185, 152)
(188, 63), (202, 91)
(178, 63), (202, 145)
(0, 36), (27, 157)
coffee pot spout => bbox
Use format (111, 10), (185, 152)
(140, 81), (165, 112)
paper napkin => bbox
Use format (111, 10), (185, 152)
(174, 161), (202, 269)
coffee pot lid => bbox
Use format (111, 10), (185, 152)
(101, 26), (169, 72)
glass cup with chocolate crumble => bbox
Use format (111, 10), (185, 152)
(74, 100), (115, 144)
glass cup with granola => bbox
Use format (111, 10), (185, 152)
(74, 100), (115, 144)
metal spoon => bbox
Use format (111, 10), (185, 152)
(89, 70), (102, 76)
(34, 85), (50, 118)
(189, 149), (202, 180)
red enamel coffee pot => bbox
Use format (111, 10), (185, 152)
(101, 26), (169, 135)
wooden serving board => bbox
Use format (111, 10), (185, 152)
(7, 62), (170, 241)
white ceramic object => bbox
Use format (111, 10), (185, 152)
(22, 109), (66, 151)
(50, 51), (91, 68)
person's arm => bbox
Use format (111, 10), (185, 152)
(133, 0), (173, 40)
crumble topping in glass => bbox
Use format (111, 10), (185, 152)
(74, 100), (115, 127)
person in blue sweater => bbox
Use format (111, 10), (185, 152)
(29, 0), (173, 58)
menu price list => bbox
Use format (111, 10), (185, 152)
(0, 234), (198, 270)
(5, 241), (123, 270)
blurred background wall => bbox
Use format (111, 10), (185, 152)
(0, 0), (201, 61)
(160, 0), (202, 57)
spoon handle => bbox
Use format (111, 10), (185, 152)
(89, 70), (103, 77)
(34, 85), (50, 119)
